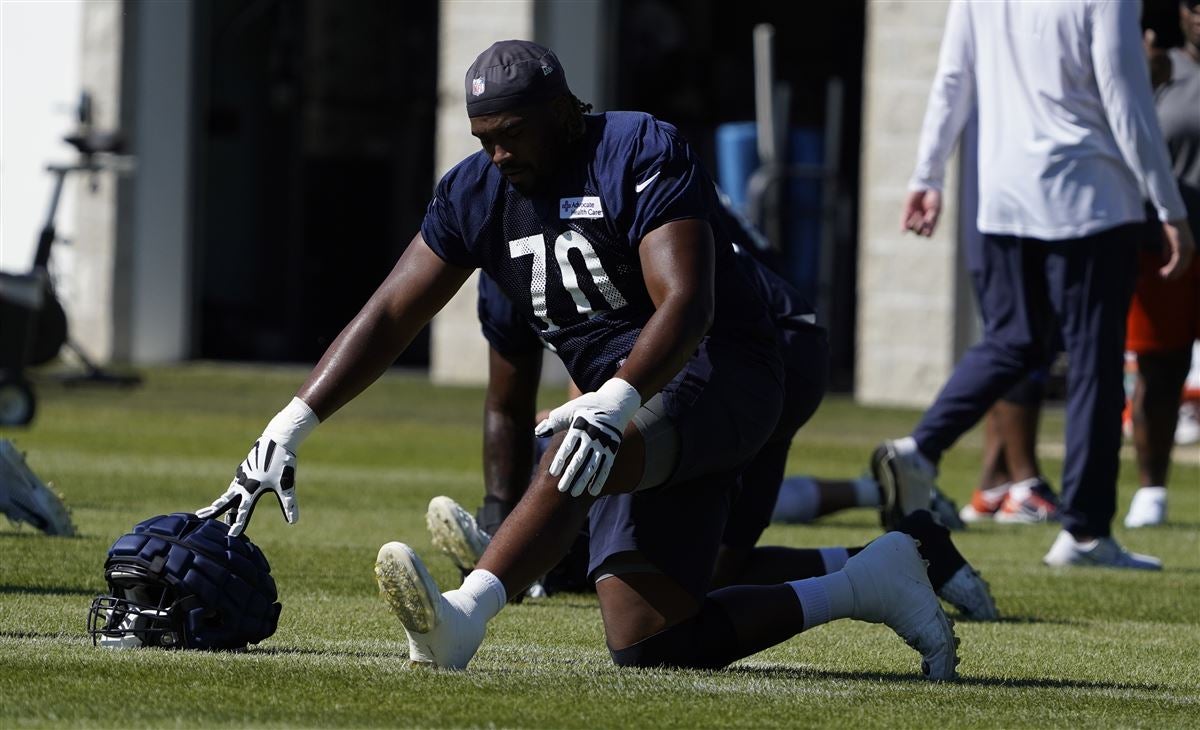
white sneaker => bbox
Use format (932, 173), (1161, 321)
(427, 496), (491, 572)
(871, 438), (936, 531)
(939, 565), (999, 621)
(1042, 531), (1162, 570)
(1175, 402), (1199, 446)
(0, 439), (75, 536)
(374, 542), (486, 669)
(1123, 487), (1167, 528)
(842, 532), (959, 680)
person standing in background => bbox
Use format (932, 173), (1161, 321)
(1123, 3), (1200, 528)
(875, 0), (1194, 569)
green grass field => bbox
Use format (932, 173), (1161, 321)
(1, 365), (1197, 728)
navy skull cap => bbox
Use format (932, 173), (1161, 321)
(465, 40), (570, 117)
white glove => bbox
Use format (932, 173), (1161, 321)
(196, 397), (318, 537)
(534, 378), (641, 497)
(197, 437), (298, 537)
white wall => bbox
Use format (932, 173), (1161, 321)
(856, 0), (968, 407)
(428, 0), (608, 386)
(0, 0), (83, 273)
(429, 0), (535, 385)
(67, 0), (124, 362)
(125, 0), (192, 362)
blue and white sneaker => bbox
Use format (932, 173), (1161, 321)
(1042, 531), (1161, 570)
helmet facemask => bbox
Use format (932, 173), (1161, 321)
(88, 565), (188, 649)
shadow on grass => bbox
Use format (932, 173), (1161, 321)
(0, 531), (87, 541)
(0, 630), (84, 641)
(983, 614), (1080, 626)
(250, 646), (405, 660)
(728, 664), (1165, 691)
(0, 584), (98, 596)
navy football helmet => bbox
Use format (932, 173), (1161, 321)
(87, 513), (281, 650)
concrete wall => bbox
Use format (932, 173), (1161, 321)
(66, 0), (193, 365)
(123, 0), (193, 362)
(428, 0), (535, 385)
(70, 0), (125, 362)
(856, 0), (969, 407)
(429, 0), (608, 386)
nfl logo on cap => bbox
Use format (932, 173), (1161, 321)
(472, 76), (486, 96)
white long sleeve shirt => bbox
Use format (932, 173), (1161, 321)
(910, 0), (1187, 241)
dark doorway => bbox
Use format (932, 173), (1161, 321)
(191, 0), (437, 365)
(611, 1), (866, 391)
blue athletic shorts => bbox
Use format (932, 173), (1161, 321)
(721, 322), (829, 549)
(586, 337), (784, 599)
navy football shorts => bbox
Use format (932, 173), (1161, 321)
(721, 323), (829, 549)
(587, 337), (784, 599)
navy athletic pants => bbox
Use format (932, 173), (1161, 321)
(913, 223), (1139, 537)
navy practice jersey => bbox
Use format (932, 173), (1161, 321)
(730, 243), (818, 337)
(477, 235), (819, 362)
(423, 111), (777, 391)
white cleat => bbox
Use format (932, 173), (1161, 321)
(1042, 531), (1162, 570)
(842, 532), (959, 680)
(374, 542), (486, 669)
(0, 439), (75, 536)
(939, 565), (999, 621)
(871, 439), (936, 531)
(1123, 487), (1166, 529)
(427, 496), (491, 572)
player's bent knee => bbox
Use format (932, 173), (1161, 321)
(607, 598), (740, 670)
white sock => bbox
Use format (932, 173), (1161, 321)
(852, 476), (881, 507)
(818, 547), (850, 574)
(895, 436), (937, 474)
(1008, 479), (1036, 502)
(448, 569), (507, 623)
(981, 483), (1011, 501)
(788, 572), (854, 630)
(772, 476), (821, 523)
(1132, 486), (1166, 501)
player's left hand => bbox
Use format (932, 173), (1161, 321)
(534, 378), (641, 497)
(197, 437), (298, 537)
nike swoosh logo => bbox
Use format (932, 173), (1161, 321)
(634, 171), (661, 193)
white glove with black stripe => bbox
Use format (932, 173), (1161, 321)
(197, 437), (298, 537)
(534, 378), (642, 497)
(197, 397), (318, 536)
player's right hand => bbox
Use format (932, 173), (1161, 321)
(197, 437), (298, 537)
(901, 189), (942, 237)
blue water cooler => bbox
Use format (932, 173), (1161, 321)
(715, 121), (823, 305)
